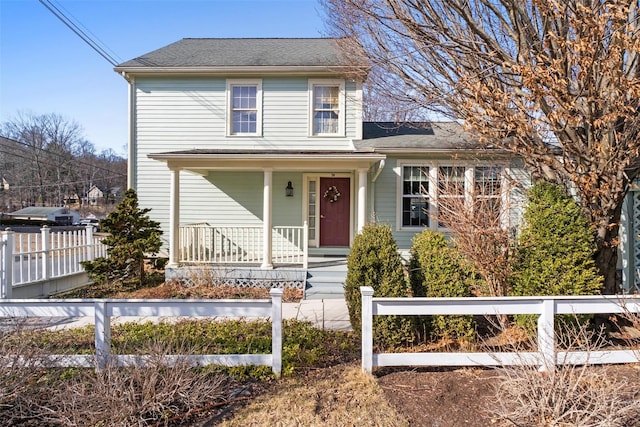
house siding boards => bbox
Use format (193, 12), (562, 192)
(131, 74), (361, 246)
(133, 76), (358, 149)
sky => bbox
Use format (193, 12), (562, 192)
(0, 0), (328, 157)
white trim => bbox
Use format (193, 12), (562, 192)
(226, 79), (263, 136)
(396, 160), (507, 232)
(303, 172), (353, 248)
(308, 79), (346, 137)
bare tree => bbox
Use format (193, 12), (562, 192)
(436, 165), (517, 297)
(323, 0), (640, 294)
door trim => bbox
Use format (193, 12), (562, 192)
(303, 173), (353, 248)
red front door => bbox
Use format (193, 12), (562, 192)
(319, 177), (350, 247)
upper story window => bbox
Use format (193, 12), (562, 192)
(399, 162), (504, 230)
(309, 79), (345, 136)
(227, 79), (262, 136)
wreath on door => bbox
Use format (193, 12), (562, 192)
(323, 185), (341, 203)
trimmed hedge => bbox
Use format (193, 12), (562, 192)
(344, 223), (414, 349)
(409, 230), (475, 341)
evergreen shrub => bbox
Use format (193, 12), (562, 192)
(409, 230), (475, 341)
(509, 181), (603, 328)
(344, 223), (414, 349)
(82, 189), (163, 285)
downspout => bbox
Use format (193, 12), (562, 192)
(370, 159), (385, 217)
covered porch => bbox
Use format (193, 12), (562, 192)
(149, 149), (384, 272)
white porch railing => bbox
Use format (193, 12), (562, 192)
(0, 288), (283, 376)
(1, 226), (106, 299)
(179, 223), (308, 267)
(360, 287), (640, 373)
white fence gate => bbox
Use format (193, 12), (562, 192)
(1, 226), (106, 299)
(360, 286), (640, 373)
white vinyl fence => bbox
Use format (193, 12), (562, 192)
(360, 287), (640, 373)
(1, 226), (106, 299)
(0, 288), (283, 376)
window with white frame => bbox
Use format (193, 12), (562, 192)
(227, 80), (262, 135)
(309, 80), (344, 136)
(401, 165), (431, 227)
(399, 162), (504, 229)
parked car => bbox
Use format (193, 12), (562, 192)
(75, 218), (100, 232)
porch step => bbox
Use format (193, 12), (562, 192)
(304, 265), (347, 300)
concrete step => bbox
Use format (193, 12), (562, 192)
(304, 267), (347, 299)
(304, 283), (345, 300)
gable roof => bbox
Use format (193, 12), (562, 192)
(115, 38), (366, 76)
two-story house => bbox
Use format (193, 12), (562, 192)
(114, 37), (529, 286)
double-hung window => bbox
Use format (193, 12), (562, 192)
(401, 165), (431, 227)
(227, 80), (262, 136)
(399, 162), (504, 230)
(309, 79), (345, 136)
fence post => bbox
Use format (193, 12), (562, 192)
(270, 287), (283, 377)
(361, 286), (374, 373)
(86, 224), (94, 261)
(41, 226), (51, 296)
(538, 298), (555, 372)
(1, 229), (14, 299)
(95, 301), (111, 371)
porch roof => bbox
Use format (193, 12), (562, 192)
(148, 149), (385, 173)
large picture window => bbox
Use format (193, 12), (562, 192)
(399, 162), (504, 230)
(227, 80), (262, 135)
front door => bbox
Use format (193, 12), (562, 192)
(319, 177), (350, 246)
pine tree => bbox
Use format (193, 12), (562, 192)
(83, 189), (162, 284)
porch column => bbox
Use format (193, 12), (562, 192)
(357, 168), (368, 233)
(168, 167), (180, 268)
(262, 169), (273, 269)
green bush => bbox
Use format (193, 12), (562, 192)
(82, 189), (162, 285)
(344, 223), (414, 349)
(409, 230), (475, 341)
(510, 182), (603, 329)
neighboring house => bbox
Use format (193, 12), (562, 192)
(113, 38), (526, 279)
(86, 185), (104, 206)
(8, 207), (80, 225)
(87, 185), (123, 206)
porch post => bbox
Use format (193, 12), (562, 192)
(168, 167), (180, 268)
(357, 168), (368, 233)
(262, 169), (273, 269)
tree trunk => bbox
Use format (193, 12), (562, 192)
(595, 223), (621, 295)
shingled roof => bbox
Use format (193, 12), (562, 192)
(115, 38), (364, 73)
(356, 122), (500, 152)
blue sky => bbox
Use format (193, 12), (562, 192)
(0, 0), (328, 156)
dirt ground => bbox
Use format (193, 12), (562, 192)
(376, 367), (500, 426)
(375, 363), (640, 427)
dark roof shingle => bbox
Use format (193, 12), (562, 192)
(115, 38), (360, 69)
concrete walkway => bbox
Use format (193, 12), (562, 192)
(282, 298), (351, 330)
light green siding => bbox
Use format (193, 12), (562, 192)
(371, 155), (529, 250)
(132, 75), (360, 242)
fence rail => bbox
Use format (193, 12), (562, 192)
(179, 224), (308, 267)
(360, 287), (640, 373)
(0, 288), (283, 376)
(1, 226), (106, 299)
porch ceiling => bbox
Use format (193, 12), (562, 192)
(148, 150), (385, 173)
